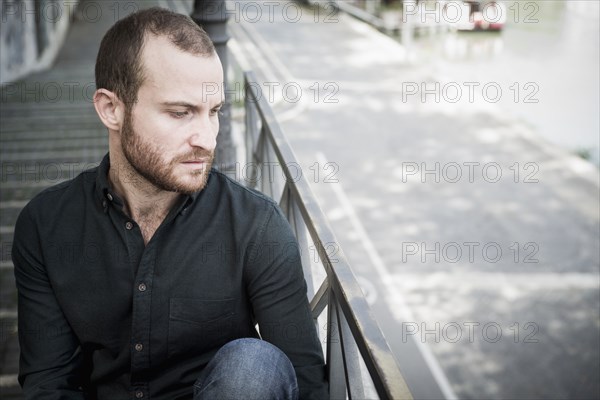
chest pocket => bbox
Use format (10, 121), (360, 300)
(168, 297), (236, 358)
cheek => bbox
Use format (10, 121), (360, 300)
(134, 113), (173, 139)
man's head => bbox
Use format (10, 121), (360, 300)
(94, 8), (224, 195)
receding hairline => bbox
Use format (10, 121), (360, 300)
(140, 31), (218, 58)
(133, 32), (221, 93)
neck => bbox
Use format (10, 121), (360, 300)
(108, 148), (180, 242)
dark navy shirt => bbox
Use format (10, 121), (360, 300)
(13, 154), (328, 399)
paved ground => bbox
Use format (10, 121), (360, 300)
(1, 1), (599, 399)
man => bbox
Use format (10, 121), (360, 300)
(13, 7), (328, 400)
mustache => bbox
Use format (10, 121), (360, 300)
(174, 149), (214, 163)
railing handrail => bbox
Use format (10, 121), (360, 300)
(243, 70), (413, 400)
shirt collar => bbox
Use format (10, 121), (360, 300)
(95, 153), (115, 212)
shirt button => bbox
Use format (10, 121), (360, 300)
(107, 193), (113, 201)
(135, 391), (144, 398)
(135, 343), (143, 352)
(125, 221), (134, 230)
(138, 283), (147, 292)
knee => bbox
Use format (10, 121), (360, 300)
(220, 338), (288, 361)
(194, 338), (298, 400)
(215, 338), (296, 381)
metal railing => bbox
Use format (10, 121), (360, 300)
(242, 70), (413, 400)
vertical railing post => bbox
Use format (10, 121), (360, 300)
(192, 0), (235, 172)
(244, 80), (259, 178)
(328, 292), (347, 399)
(402, 0), (416, 56)
(337, 306), (367, 399)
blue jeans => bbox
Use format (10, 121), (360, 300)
(193, 338), (299, 400)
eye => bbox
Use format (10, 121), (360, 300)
(170, 110), (189, 119)
(210, 107), (222, 117)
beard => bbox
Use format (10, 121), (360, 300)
(120, 109), (214, 195)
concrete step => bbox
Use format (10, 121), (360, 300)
(1, 137), (108, 153)
(0, 119), (103, 134)
(1, 127), (105, 141)
(0, 268), (17, 310)
(0, 374), (22, 400)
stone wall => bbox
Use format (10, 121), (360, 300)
(1, 0), (78, 83)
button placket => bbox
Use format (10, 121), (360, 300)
(130, 241), (155, 374)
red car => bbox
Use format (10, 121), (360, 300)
(447, 0), (507, 31)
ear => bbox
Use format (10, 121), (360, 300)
(93, 89), (125, 131)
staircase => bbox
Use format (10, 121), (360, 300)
(0, 2), (118, 397)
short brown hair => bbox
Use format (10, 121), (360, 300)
(95, 7), (215, 106)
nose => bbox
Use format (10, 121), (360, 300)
(188, 114), (218, 151)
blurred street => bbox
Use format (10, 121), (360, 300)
(1, 0), (599, 399)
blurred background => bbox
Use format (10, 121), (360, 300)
(370, 0), (599, 165)
(1, 0), (599, 399)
